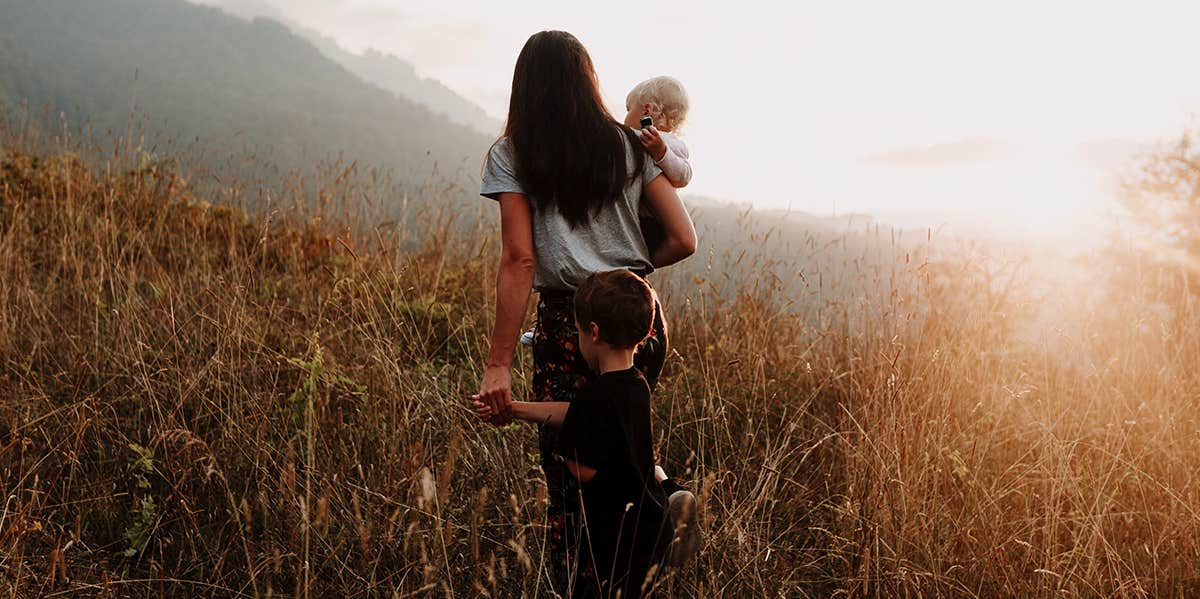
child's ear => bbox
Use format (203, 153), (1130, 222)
(642, 102), (654, 116)
(588, 322), (601, 343)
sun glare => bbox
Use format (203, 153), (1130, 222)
(186, 0), (1200, 240)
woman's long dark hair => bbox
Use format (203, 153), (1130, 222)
(504, 30), (644, 228)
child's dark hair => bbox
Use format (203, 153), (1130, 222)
(573, 270), (655, 349)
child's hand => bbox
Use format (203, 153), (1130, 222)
(471, 394), (512, 425)
(640, 126), (668, 161)
(471, 394), (493, 419)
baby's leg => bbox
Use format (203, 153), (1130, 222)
(663, 478), (701, 566)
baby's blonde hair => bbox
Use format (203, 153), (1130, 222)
(627, 76), (689, 131)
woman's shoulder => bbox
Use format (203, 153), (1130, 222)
(615, 127), (640, 152)
(481, 137), (524, 197)
(619, 129), (663, 185)
(488, 136), (514, 159)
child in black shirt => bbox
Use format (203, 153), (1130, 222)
(474, 270), (682, 597)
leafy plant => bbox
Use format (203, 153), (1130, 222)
(123, 443), (158, 557)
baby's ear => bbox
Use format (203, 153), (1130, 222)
(642, 102), (655, 115)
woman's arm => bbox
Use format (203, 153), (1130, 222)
(643, 174), (698, 268)
(477, 192), (536, 421)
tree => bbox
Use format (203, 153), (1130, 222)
(1109, 127), (1200, 327)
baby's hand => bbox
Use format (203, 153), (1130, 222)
(640, 126), (668, 161)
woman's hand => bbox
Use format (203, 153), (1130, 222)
(477, 365), (514, 424)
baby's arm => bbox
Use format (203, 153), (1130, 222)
(473, 396), (569, 427)
(640, 128), (692, 188)
(656, 135), (692, 188)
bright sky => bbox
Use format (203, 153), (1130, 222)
(199, 0), (1200, 240)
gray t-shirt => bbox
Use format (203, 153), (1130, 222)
(480, 135), (663, 291)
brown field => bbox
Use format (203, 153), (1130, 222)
(2, 125), (1200, 598)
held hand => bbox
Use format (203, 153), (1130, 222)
(471, 395), (513, 425)
(640, 126), (668, 161)
(478, 365), (514, 422)
(471, 395), (493, 420)
(472, 396), (512, 426)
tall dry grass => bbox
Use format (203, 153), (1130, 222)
(2, 123), (1200, 598)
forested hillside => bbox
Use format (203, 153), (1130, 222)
(0, 0), (492, 195)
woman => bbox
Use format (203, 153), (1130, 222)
(476, 30), (697, 596)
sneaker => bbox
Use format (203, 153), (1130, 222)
(519, 325), (535, 346)
(665, 489), (701, 566)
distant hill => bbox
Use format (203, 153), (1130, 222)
(189, 0), (503, 136)
(0, 0), (492, 196)
(299, 30), (503, 137)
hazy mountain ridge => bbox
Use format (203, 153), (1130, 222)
(300, 30), (503, 136)
(0, 0), (492, 195)
(195, 0), (502, 136)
